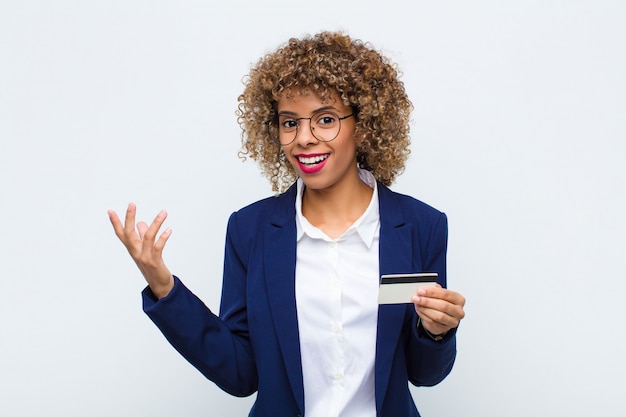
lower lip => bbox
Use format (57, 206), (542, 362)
(298, 157), (328, 174)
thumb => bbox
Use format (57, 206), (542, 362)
(137, 221), (149, 240)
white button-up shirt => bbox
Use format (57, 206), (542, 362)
(295, 169), (380, 417)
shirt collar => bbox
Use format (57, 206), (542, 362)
(295, 168), (380, 247)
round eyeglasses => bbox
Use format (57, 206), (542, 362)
(265, 112), (354, 146)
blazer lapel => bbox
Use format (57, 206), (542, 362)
(375, 184), (413, 412)
(263, 186), (305, 413)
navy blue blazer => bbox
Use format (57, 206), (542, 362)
(143, 182), (457, 417)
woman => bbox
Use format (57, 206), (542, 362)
(108, 31), (465, 417)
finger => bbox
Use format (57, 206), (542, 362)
(107, 210), (125, 240)
(109, 209), (139, 252)
(415, 302), (464, 337)
(417, 309), (456, 336)
(123, 203), (139, 237)
(141, 210), (168, 248)
(413, 293), (466, 323)
(413, 295), (456, 318)
(418, 314), (447, 333)
(417, 286), (466, 307)
(153, 227), (172, 253)
(416, 304), (461, 327)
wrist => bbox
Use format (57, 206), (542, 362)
(150, 276), (174, 299)
(417, 317), (447, 342)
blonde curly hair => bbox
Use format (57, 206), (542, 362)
(237, 31), (413, 193)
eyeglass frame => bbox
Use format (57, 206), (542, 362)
(264, 111), (355, 146)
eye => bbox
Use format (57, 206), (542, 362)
(314, 113), (338, 128)
(279, 118), (298, 131)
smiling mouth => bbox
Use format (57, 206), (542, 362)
(298, 154), (329, 165)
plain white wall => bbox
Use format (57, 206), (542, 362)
(1, 1), (625, 416)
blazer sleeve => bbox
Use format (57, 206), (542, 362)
(142, 211), (258, 397)
(406, 211), (457, 386)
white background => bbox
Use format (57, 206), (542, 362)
(1, 1), (625, 416)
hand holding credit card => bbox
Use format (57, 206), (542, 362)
(378, 273), (438, 304)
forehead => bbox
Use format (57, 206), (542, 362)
(276, 88), (346, 113)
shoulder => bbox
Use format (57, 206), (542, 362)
(223, 184), (297, 259)
(229, 183), (297, 227)
(378, 183), (446, 225)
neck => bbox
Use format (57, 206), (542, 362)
(301, 174), (373, 239)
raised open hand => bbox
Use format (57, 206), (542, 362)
(108, 203), (174, 299)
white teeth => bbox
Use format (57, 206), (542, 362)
(298, 154), (329, 165)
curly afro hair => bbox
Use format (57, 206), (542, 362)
(237, 31), (413, 193)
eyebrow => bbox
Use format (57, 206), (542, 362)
(277, 105), (339, 117)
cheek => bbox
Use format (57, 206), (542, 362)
(338, 137), (358, 158)
(282, 149), (299, 167)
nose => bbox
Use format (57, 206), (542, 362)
(294, 118), (318, 146)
